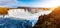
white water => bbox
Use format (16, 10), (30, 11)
(4, 9), (52, 20)
(4, 9), (52, 26)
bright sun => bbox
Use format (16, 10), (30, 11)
(50, 0), (60, 8)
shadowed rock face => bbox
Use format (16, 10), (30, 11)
(33, 6), (60, 28)
(33, 15), (48, 28)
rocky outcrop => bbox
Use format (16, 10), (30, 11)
(0, 8), (9, 15)
(33, 6), (60, 28)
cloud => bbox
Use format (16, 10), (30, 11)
(0, 0), (45, 8)
(0, 0), (60, 8)
(23, 0), (60, 8)
(0, 0), (20, 8)
(0, 0), (16, 5)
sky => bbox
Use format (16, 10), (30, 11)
(0, 0), (60, 8)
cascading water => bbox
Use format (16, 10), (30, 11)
(4, 9), (52, 27)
